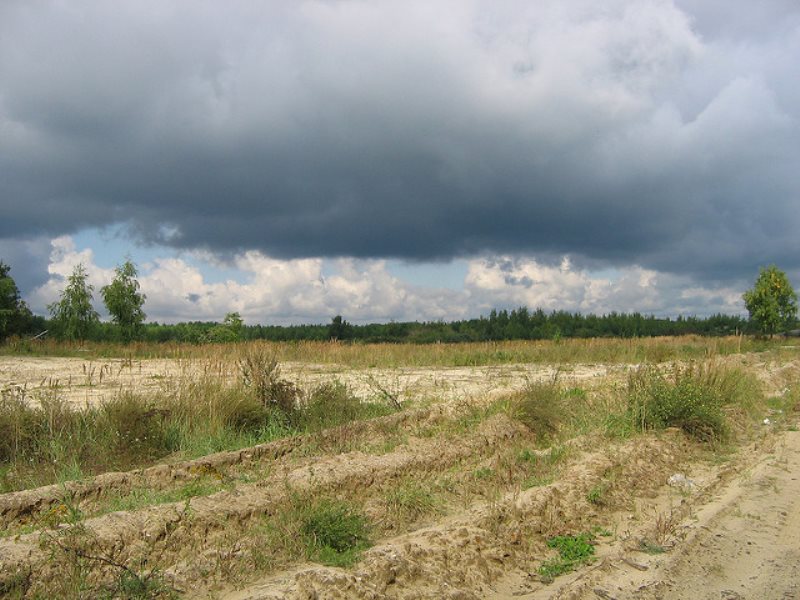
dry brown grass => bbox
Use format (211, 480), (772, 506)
(6, 335), (797, 367)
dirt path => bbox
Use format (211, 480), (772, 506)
(536, 429), (800, 600)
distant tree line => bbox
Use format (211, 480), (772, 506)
(1, 260), (797, 344)
(18, 308), (752, 344)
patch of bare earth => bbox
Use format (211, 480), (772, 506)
(222, 431), (696, 600)
(531, 429), (800, 600)
(0, 356), (621, 407)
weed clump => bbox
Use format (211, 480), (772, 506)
(518, 445), (569, 489)
(0, 388), (39, 463)
(511, 380), (565, 440)
(300, 499), (371, 567)
(627, 363), (760, 443)
(383, 480), (440, 527)
(100, 393), (174, 461)
(238, 346), (301, 417)
(302, 382), (364, 431)
(538, 532), (595, 582)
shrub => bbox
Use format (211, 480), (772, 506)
(238, 346), (300, 418)
(511, 380), (565, 439)
(627, 363), (756, 442)
(300, 499), (371, 567)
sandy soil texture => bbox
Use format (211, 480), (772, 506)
(525, 429), (800, 600)
(1, 353), (798, 599)
(0, 355), (622, 406)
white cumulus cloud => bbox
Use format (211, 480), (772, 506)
(28, 237), (748, 324)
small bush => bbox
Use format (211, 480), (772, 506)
(300, 499), (371, 567)
(238, 346), (300, 417)
(627, 363), (759, 442)
(511, 381), (564, 439)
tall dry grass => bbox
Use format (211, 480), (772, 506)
(627, 362), (764, 443)
(4, 335), (796, 367)
(0, 352), (396, 493)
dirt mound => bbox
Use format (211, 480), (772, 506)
(222, 433), (693, 600)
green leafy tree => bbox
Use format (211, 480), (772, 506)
(48, 263), (99, 341)
(0, 261), (33, 341)
(224, 311), (244, 340)
(101, 259), (146, 342)
(742, 265), (798, 337)
(207, 312), (244, 343)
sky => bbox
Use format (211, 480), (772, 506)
(1, 0), (798, 325)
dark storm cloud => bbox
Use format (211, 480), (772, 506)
(1, 0), (798, 283)
(0, 236), (51, 293)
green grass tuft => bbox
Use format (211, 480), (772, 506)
(300, 499), (371, 567)
(539, 532), (595, 582)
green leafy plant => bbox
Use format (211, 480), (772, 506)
(300, 499), (371, 567)
(48, 263), (100, 342)
(743, 265), (798, 337)
(586, 482), (609, 506)
(538, 532), (596, 582)
(101, 259), (146, 342)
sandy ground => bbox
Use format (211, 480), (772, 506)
(218, 427), (800, 600)
(0, 355), (623, 407)
(1, 353), (798, 599)
(517, 429), (800, 600)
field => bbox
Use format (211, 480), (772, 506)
(1, 337), (799, 599)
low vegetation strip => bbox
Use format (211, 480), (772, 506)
(0, 404), (444, 530)
(3, 335), (794, 367)
(0, 413), (528, 593)
(0, 350), (408, 494)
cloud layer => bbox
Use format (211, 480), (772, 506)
(28, 237), (745, 324)
(2, 0), (798, 288)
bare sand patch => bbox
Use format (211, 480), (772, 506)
(0, 356), (623, 407)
